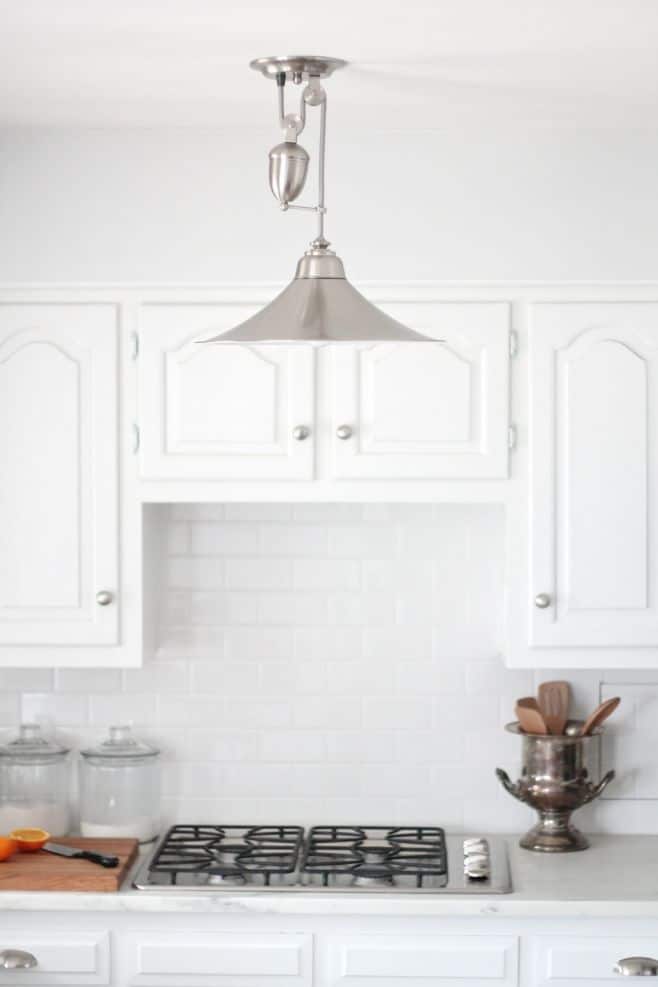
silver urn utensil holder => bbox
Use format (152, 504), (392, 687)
(496, 721), (615, 852)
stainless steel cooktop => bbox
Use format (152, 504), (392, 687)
(133, 825), (511, 894)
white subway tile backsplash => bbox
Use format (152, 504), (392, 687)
(293, 558), (360, 590)
(260, 523), (328, 557)
(363, 696), (432, 730)
(0, 669), (54, 692)
(168, 557), (224, 588)
(55, 669), (123, 693)
(294, 627), (362, 661)
(0, 503), (631, 831)
(221, 699), (292, 729)
(225, 504), (292, 521)
(190, 522), (260, 556)
(328, 524), (397, 558)
(22, 692), (89, 726)
(224, 627), (292, 661)
(258, 592), (329, 626)
(226, 558), (292, 589)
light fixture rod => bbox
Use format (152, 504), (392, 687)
(317, 96), (327, 241)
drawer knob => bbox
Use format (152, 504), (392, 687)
(615, 958), (658, 977)
(292, 425), (310, 441)
(0, 950), (38, 970)
(96, 590), (114, 606)
(336, 424), (353, 440)
(534, 592), (552, 609)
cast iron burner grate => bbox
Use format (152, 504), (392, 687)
(300, 825), (448, 888)
(148, 825), (304, 887)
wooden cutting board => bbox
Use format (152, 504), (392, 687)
(0, 837), (139, 892)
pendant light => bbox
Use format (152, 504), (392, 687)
(205, 55), (432, 345)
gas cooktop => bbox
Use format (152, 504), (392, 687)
(133, 825), (511, 894)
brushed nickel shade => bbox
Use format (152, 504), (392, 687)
(205, 244), (429, 344)
(207, 55), (432, 345)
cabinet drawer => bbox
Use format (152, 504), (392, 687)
(118, 932), (312, 987)
(0, 932), (109, 985)
(530, 936), (658, 987)
(322, 935), (518, 987)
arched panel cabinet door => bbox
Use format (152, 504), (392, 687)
(529, 303), (658, 649)
(331, 302), (510, 480)
(0, 304), (118, 645)
(138, 304), (315, 480)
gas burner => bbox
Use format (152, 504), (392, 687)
(207, 872), (248, 887)
(134, 826), (511, 895)
(300, 825), (449, 890)
(352, 863), (395, 887)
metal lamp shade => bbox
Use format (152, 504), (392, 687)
(205, 250), (432, 344)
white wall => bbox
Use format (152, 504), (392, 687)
(2, 127), (658, 283)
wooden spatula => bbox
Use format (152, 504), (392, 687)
(516, 697), (549, 735)
(581, 697), (621, 736)
(538, 680), (571, 735)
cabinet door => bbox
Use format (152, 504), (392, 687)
(138, 304), (315, 480)
(320, 935), (518, 987)
(0, 931), (110, 985)
(331, 302), (510, 480)
(530, 303), (658, 647)
(117, 931), (312, 987)
(528, 935), (658, 987)
(0, 304), (118, 646)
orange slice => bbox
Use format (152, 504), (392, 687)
(0, 837), (17, 861)
(9, 828), (50, 852)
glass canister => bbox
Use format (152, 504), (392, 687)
(0, 724), (71, 835)
(79, 726), (160, 843)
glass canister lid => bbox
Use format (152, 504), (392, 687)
(80, 725), (159, 760)
(0, 723), (70, 761)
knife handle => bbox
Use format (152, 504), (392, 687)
(79, 850), (119, 868)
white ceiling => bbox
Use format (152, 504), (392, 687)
(2, 0), (658, 129)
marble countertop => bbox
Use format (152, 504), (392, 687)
(1, 835), (658, 917)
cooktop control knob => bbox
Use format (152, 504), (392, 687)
(463, 837), (491, 881)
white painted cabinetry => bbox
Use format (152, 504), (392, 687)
(508, 301), (658, 667)
(0, 304), (119, 648)
(321, 934), (518, 987)
(138, 304), (315, 481)
(0, 300), (142, 667)
(331, 303), (510, 480)
(0, 930), (109, 984)
(137, 299), (510, 487)
(117, 931), (312, 987)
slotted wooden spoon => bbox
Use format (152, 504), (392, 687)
(516, 697), (549, 735)
(580, 696), (621, 736)
(538, 680), (571, 735)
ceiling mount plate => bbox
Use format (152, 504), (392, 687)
(250, 55), (348, 82)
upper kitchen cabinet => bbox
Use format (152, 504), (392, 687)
(331, 302), (511, 480)
(137, 298), (511, 492)
(508, 301), (658, 668)
(137, 303), (315, 481)
(0, 301), (142, 667)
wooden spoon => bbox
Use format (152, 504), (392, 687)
(580, 697), (621, 736)
(516, 697), (549, 735)
(538, 680), (571, 735)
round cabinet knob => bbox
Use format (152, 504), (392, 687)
(96, 590), (114, 607)
(292, 425), (310, 441)
(614, 958), (658, 977)
(336, 424), (353, 440)
(534, 593), (552, 609)
(0, 950), (38, 970)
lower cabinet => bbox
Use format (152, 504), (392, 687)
(529, 936), (658, 987)
(0, 931), (109, 985)
(321, 935), (518, 987)
(116, 932), (313, 987)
